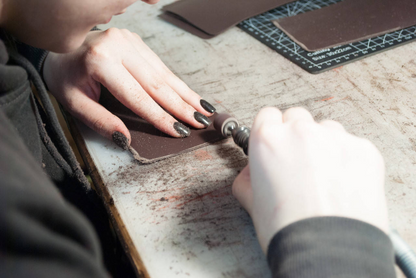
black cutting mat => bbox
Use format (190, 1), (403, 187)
(238, 0), (416, 74)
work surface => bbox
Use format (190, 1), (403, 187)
(74, 1), (416, 277)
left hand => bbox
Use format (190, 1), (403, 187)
(43, 28), (215, 144)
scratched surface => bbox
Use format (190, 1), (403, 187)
(78, 1), (416, 277)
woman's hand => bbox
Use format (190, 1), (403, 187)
(43, 28), (216, 145)
(233, 107), (389, 253)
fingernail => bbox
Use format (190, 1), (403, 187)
(194, 111), (211, 127)
(200, 99), (216, 113)
(112, 131), (129, 150)
(173, 122), (191, 137)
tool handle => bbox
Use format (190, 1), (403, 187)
(232, 126), (250, 156)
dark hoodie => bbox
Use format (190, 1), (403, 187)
(0, 31), (110, 277)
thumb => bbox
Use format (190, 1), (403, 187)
(232, 165), (253, 215)
(59, 88), (131, 149)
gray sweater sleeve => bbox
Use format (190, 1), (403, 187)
(0, 110), (109, 278)
(267, 217), (396, 278)
(14, 41), (49, 72)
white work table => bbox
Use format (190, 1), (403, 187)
(71, 1), (416, 277)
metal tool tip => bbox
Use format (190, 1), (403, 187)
(214, 113), (239, 137)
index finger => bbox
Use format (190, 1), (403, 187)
(94, 64), (191, 138)
(128, 32), (215, 117)
(282, 107), (314, 123)
(251, 107), (283, 135)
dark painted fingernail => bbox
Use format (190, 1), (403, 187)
(174, 122), (191, 137)
(194, 111), (211, 127)
(200, 99), (216, 113)
(112, 131), (129, 150)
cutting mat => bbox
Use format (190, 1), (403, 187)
(238, 0), (416, 74)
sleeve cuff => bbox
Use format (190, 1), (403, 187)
(267, 217), (396, 278)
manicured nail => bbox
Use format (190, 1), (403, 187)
(174, 122), (191, 137)
(194, 111), (211, 127)
(200, 99), (216, 113)
(112, 131), (129, 150)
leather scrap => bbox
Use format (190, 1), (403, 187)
(99, 87), (223, 163)
(161, 0), (296, 38)
(273, 0), (416, 51)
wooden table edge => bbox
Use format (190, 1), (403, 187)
(64, 111), (151, 278)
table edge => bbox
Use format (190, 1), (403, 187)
(64, 111), (151, 278)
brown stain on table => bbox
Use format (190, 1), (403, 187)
(194, 149), (213, 161)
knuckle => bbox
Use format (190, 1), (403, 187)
(284, 107), (306, 117)
(104, 27), (122, 39)
(112, 118), (125, 133)
(132, 92), (148, 107)
(90, 114), (120, 136)
(255, 121), (275, 141)
(291, 120), (316, 138)
(119, 29), (132, 38)
(257, 107), (282, 121)
(135, 33), (143, 42)
(150, 114), (173, 134)
(91, 118), (106, 134)
(85, 44), (110, 63)
(292, 119), (311, 131)
(63, 96), (78, 113)
(148, 79), (166, 92)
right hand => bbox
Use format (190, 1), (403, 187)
(233, 107), (389, 253)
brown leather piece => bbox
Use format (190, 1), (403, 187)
(161, 0), (296, 38)
(99, 87), (224, 163)
(273, 0), (416, 52)
(159, 12), (214, 39)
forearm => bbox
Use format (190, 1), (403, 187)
(267, 217), (396, 278)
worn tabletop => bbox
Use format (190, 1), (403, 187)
(74, 1), (416, 277)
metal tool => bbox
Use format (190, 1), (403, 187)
(214, 113), (250, 155)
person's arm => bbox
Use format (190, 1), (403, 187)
(0, 110), (108, 278)
(267, 217), (395, 278)
(232, 107), (396, 277)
